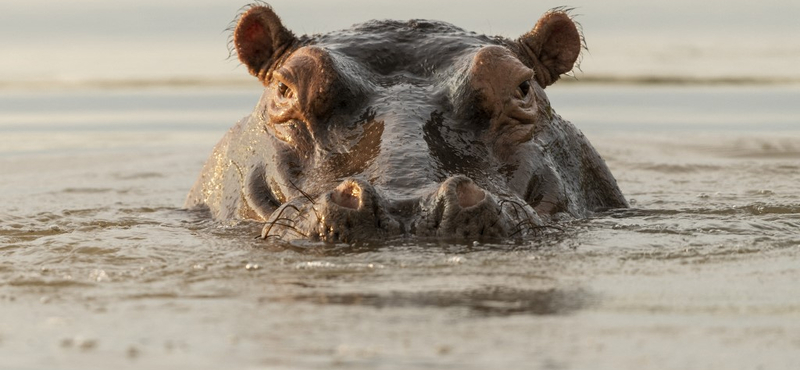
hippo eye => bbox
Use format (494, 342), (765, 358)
(277, 82), (294, 99)
(516, 80), (531, 99)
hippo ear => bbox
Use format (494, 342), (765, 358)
(517, 11), (582, 87)
(234, 5), (296, 81)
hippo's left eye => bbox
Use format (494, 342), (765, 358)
(515, 80), (531, 99)
(277, 82), (294, 99)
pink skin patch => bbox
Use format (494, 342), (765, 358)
(243, 21), (263, 44)
(456, 181), (486, 209)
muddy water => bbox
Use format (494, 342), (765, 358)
(1, 85), (799, 369)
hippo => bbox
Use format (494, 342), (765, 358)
(185, 4), (627, 243)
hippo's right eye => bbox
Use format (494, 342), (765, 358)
(277, 82), (294, 99)
(516, 80), (531, 99)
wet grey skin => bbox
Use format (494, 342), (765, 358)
(185, 4), (628, 243)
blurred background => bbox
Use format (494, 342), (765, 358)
(2, 0), (799, 87)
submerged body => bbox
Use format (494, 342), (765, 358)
(186, 4), (627, 242)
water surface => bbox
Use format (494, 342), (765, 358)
(1, 85), (799, 369)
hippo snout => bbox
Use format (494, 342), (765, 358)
(261, 176), (544, 243)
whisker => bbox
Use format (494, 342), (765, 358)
(282, 203), (302, 213)
(287, 179), (316, 205)
(510, 219), (563, 237)
(264, 222), (308, 238)
(509, 224), (525, 237)
(500, 199), (527, 219)
(310, 205), (323, 224)
(270, 217), (297, 224)
(510, 219), (538, 237)
(284, 182), (323, 223)
(262, 204), (299, 237)
(496, 198), (537, 231)
(514, 201), (527, 217)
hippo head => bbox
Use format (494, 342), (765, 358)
(185, 5), (627, 243)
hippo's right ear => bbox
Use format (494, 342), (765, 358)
(517, 10), (582, 88)
(234, 5), (296, 81)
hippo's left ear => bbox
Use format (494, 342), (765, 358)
(234, 5), (297, 81)
(517, 11), (582, 87)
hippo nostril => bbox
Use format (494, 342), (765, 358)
(456, 181), (485, 208)
(417, 176), (511, 239)
(330, 181), (362, 210)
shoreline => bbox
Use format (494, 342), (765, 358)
(2, 75), (800, 92)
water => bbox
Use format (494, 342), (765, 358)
(1, 84), (799, 369)
(2, 1), (800, 368)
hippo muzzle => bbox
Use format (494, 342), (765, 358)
(261, 175), (545, 242)
(185, 4), (628, 243)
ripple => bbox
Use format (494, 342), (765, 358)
(606, 203), (800, 218)
(0, 225), (71, 243)
(263, 286), (592, 317)
(634, 163), (723, 173)
(7, 278), (94, 288)
(61, 188), (115, 194)
(112, 172), (164, 180)
(294, 261), (385, 271)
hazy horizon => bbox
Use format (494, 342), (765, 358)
(3, 0), (800, 85)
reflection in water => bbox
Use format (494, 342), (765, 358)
(265, 286), (592, 317)
(257, 227), (573, 256)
